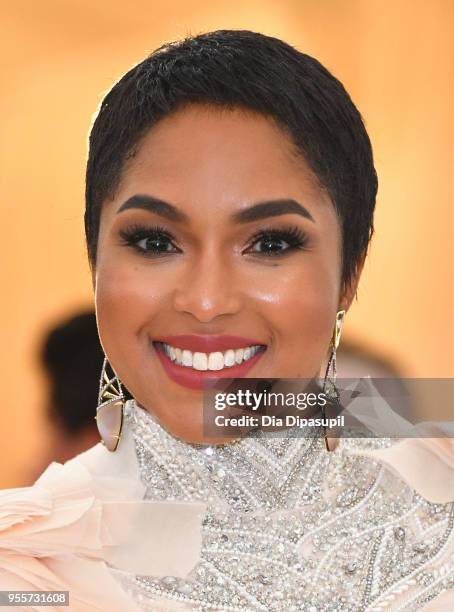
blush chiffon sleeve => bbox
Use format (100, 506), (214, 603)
(0, 421), (206, 611)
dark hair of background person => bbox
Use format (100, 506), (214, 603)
(85, 29), (378, 293)
(40, 310), (132, 435)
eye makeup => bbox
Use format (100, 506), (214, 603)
(118, 223), (181, 256)
(118, 222), (311, 258)
(243, 225), (310, 256)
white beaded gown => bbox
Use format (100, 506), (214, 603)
(0, 389), (453, 611)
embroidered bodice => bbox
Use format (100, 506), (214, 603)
(108, 400), (454, 611)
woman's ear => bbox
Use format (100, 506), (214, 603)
(339, 251), (367, 312)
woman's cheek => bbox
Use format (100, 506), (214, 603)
(268, 268), (337, 377)
(95, 262), (146, 375)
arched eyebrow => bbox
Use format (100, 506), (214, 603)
(117, 194), (315, 223)
(117, 195), (189, 222)
(231, 199), (315, 223)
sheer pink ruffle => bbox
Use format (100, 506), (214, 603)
(348, 432), (454, 504)
(0, 424), (206, 611)
(339, 377), (454, 504)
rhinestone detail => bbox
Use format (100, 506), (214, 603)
(108, 401), (454, 611)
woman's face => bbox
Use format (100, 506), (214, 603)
(95, 104), (361, 443)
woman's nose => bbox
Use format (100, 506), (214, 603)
(172, 254), (244, 323)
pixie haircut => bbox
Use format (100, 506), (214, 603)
(85, 29), (377, 290)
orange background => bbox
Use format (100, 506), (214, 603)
(1, 0), (453, 487)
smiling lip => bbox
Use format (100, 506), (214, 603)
(153, 335), (266, 352)
(152, 335), (267, 391)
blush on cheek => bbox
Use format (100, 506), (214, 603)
(274, 279), (337, 378)
(297, 317), (333, 377)
(95, 271), (144, 386)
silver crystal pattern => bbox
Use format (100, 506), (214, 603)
(108, 401), (454, 611)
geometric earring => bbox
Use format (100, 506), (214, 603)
(94, 356), (125, 452)
(321, 309), (346, 451)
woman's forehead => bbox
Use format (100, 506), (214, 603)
(110, 105), (330, 219)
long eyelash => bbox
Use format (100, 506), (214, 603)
(246, 225), (309, 253)
(118, 223), (309, 257)
(118, 223), (177, 250)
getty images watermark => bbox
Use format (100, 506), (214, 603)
(202, 377), (454, 440)
(213, 388), (343, 429)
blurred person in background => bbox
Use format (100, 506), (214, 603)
(28, 311), (104, 483)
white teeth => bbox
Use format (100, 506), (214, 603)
(208, 352), (224, 370)
(159, 342), (264, 370)
(192, 352), (208, 371)
(224, 349), (235, 367)
(182, 350), (193, 367)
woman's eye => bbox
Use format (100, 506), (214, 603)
(136, 235), (176, 253)
(250, 236), (292, 254)
(119, 225), (180, 256)
(244, 228), (309, 256)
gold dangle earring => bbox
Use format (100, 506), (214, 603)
(321, 309), (346, 451)
(95, 356), (125, 452)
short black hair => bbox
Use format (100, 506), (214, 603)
(85, 29), (377, 290)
